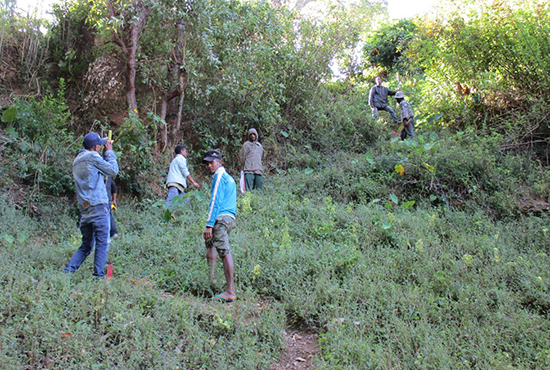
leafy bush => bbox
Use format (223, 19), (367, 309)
(363, 19), (417, 73)
(0, 83), (75, 197)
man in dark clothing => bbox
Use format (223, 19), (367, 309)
(106, 177), (119, 239)
(395, 91), (416, 140)
(368, 76), (399, 123)
(239, 128), (264, 191)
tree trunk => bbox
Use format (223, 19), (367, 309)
(107, 0), (150, 116)
(174, 21), (188, 137)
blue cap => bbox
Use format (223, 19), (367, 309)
(83, 133), (108, 149)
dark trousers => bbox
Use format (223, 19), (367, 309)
(244, 173), (263, 191)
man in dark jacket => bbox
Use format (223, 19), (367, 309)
(106, 177), (119, 239)
(239, 128), (264, 191)
(368, 76), (399, 123)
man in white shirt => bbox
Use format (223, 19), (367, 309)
(165, 145), (200, 208)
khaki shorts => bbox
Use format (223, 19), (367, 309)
(206, 215), (236, 258)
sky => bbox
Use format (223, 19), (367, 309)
(17, 0), (438, 20)
(387, 0), (438, 19)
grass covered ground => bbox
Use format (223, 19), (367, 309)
(1, 137), (549, 369)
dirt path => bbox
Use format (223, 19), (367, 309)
(270, 329), (319, 370)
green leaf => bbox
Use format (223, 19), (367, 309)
(5, 126), (18, 139)
(382, 222), (392, 230)
(426, 112), (444, 125)
(162, 209), (173, 222)
(394, 164), (404, 175)
(423, 162), (435, 172)
(423, 142), (435, 151)
(389, 193), (399, 204)
(1, 107), (17, 123)
(429, 195), (437, 202)
(17, 232), (29, 243)
(401, 200), (415, 210)
(280, 130), (289, 138)
(364, 152), (374, 165)
(304, 168), (313, 174)
(1, 233), (15, 244)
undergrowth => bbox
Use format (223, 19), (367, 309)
(1, 147), (549, 368)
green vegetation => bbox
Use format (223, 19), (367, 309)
(1, 0), (549, 368)
(1, 157), (549, 367)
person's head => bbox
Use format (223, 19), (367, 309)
(203, 149), (222, 173)
(175, 145), (187, 156)
(375, 76), (382, 86)
(248, 128), (258, 142)
(395, 91), (406, 102)
(83, 132), (107, 152)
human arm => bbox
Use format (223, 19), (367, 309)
(110, 179), (118, 208)
(205, 172), (224, 228)
(203, 226), (213, 241)
(177, 156), (190, 179)
(239, 144), (248, 169)
(95, 144), (119, 178)
(111, 190), (117, 208)
(187, 174), (201, 189)
(368, 87), (375, 108)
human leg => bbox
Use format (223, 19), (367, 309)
(219, 252), (235, 299)
(109, 211), (118, 238)
(210, 216), (236, 299)
(405, 120), (416, 137)
(65, 221), (94, 273)
(165, 186), (181, 208)
(254, 174), (263, 190)
(91, 205), (111, 278)
(206, 245), (217, 283)
(383, 105), (399, 123)
(371, 107), (379, 120)
(244, 173), (255, 191)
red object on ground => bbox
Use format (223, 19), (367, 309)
(107, 264), (113, 278)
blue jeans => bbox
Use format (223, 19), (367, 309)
(65, 204), (111, 277)
(400, 118), (416, 140)
(165, 186), (186, 208)
(372, 105), (399, 123)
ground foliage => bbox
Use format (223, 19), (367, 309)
(1, 0), (550, 368)
(0, 151), (549, 368)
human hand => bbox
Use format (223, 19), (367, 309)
(105, 140), (113, 151)
(203, 227), (213, 241)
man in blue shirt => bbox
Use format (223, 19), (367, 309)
(165, 145), (200, 208)
(203, 149), (237, 302)
(65, 133), (119, 278)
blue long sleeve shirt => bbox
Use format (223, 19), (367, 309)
(206, 167), (237, 227)
(73, 149), (119, 208)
